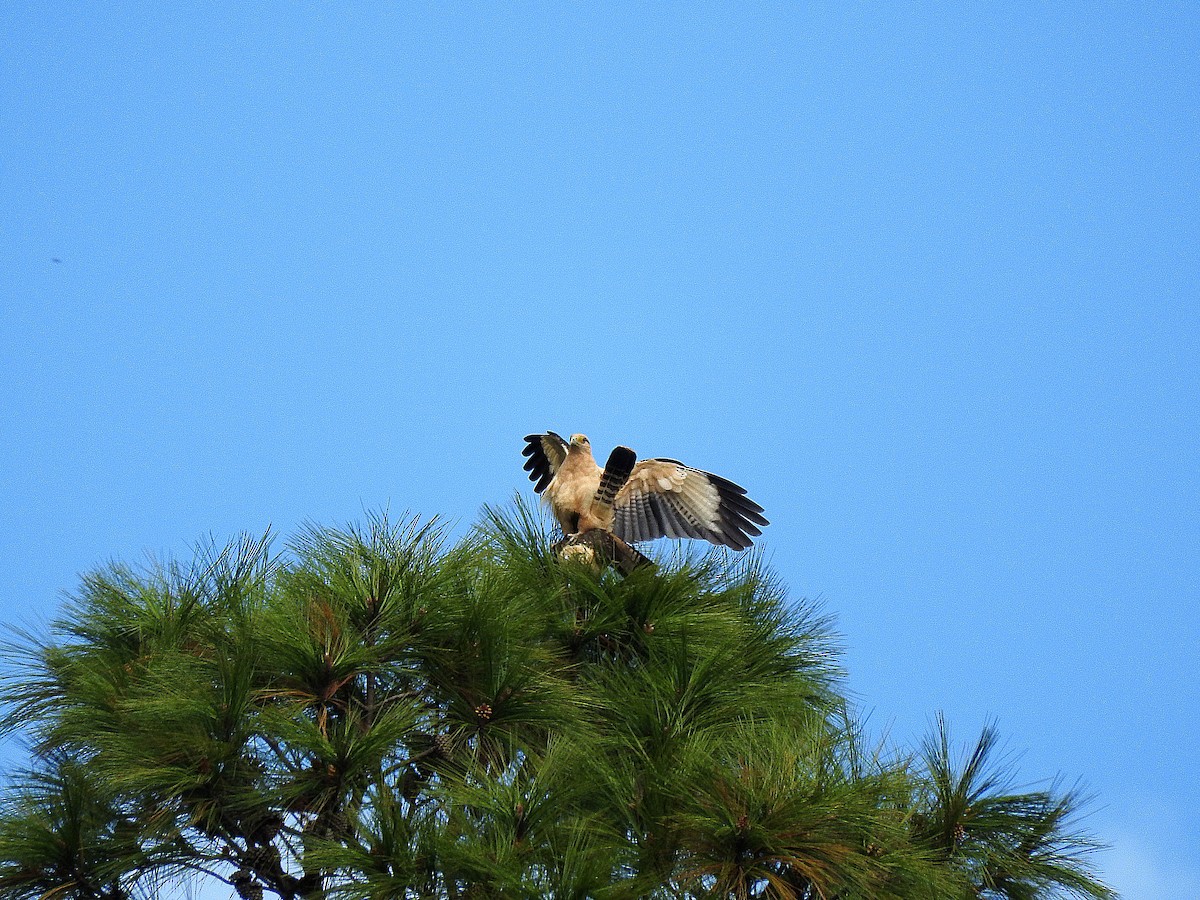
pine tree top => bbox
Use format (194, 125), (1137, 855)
(0, 501), (1113, 900)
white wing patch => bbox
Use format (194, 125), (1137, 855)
(610, 458), (766, 550)
(680, 472), (722, 529)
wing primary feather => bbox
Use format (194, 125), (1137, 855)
(669, 498), (703, 537)
(713, 481), (769, 525)
(618, 499), (636, 543)
(521, 432), (572, 495)
(622, 507), (638, 543)
(618, 504), (635, 543)
(720, 505), (762, 536)
(725, 498), (769, 526)
(666, 497), (705, 539)
(721, 489), (766, 516)
(658, 503), (677, 539)
(716, 520), (751, 550)
(637, 496), (653, 541)
(658, 501), (683, 538)
(646, 497), (660, 541)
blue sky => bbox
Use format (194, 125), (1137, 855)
(2, 4), (1197, 896)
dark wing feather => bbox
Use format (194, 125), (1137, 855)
(521, 432), (569, 493)
(611, 458), (768, 551)
(593, 446), (637, 509)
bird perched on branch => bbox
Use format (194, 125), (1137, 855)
(522, 432), (768, 551)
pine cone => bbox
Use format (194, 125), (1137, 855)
(231, 868), (263, 900)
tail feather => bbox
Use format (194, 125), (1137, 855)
(593, 446), (636, 511)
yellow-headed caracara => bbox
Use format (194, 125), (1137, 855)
(522, 432), (768, 551)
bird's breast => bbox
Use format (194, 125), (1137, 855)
(545, 454), (602, 524)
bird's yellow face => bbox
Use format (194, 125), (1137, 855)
(569, 433), (590, 450)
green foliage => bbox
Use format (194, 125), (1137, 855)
(0, 501), (1113, 899)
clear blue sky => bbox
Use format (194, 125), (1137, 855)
(2, 4), (1197, 897)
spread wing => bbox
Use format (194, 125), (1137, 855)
(521, 432), (569, 493)
(612, 458), (768, 551)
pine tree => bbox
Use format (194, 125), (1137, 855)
(0, 501), (1113, 899)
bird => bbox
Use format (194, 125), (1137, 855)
(522, 432), (768, 551)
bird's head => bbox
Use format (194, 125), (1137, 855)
(569, 433), (591, 450)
